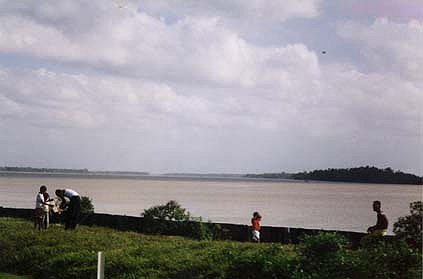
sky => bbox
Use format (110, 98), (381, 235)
(0, 0), (422, 175)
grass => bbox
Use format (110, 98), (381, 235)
(0, 218), (296, 279)
(0, 217), (421, 279)
(0, 272), (30, 279)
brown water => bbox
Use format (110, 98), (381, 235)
(0, 175), (421, 233)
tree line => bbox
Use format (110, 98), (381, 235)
(246, 166), (422, 185)
(0, 166), (149, 176)
(0, 166), (89, 173)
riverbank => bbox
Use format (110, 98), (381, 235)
(1, 217), (421, 279)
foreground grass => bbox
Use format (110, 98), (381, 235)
(0, 218), (296, 279)
(0, 218), (421, 279)
(0, 273), (30, 279)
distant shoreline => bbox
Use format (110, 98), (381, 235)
(0, 171), (293, 183)
(0, 170), (422, 186)
(246, 166), (423, 185)
(1, 165), (421, 185)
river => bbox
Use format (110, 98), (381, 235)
(0, 174), (421, 233)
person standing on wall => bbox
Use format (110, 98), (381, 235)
(55, 188), (81, 230)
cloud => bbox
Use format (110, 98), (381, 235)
(0, 16), (81, 61)
(136, 0), (320, 24)
(0, 67), (222, 129)
(0, 9), (322, 91)
(338, 18), (423, 81)
(349, 0), (423, 21)
(320, 63), (421, 136)
(0, 2), (421, 173)
(0, 0), (320, 23)
(1, 15), (420, 136)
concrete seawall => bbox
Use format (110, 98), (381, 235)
(0, 207), (374, 247)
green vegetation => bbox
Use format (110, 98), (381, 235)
(0, 218), (421, 279)
(141, 200), (219, 240)
(297, 233), (353, 278)
(394, 201), (422, 250)
(142, 200), (193, 221)
(247, 166), (422, 185)
(359, 235), (422, 279)
(0, 272), (29, 279)
(80, 196), (94, 214)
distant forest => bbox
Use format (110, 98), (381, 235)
(0, 166), (89, 173)
(0, 166), (149, 176)
(246, 166), (423, 185)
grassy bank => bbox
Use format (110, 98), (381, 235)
(0, 218), (421, 279)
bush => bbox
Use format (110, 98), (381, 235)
(142, 200), (189, 221)
(80, 196), (94, 214)
(228, 245), (296, 279)
(358, 235), (422, 279)
(141, 201), (219, 240)
(393, 201), (422, 250)
(295, 233), (358, 279)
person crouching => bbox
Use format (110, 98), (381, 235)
(55, 188), (81, 230)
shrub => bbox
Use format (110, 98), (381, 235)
(358, 235), (422, 279)
(228, 245), (296, 279)
(393, 201), (422, 250)
(141, 201), (219, 240)
(80, 196), (94, 214)
(295, 232), (358, 279)
(142, 200), (190, 221)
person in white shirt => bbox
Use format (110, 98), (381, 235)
(42, 189), (54, 229)
(34, 185), (49, 230)
(55, 188), (81, 230)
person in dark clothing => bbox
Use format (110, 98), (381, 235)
(367, 200), (388, 236)
(55, 189), (81, 230)
(251, 211), (262, 242)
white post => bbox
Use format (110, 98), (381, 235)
(97, 251), (105, 279)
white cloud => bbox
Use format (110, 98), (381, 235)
(0, 3), (322, 89)
(0, 68), (194, 128)
(136, 0), (320, 26)
(0, 16), (81, 61)
(0, 0), (320, 23)
(0, 2), (421, 173)
(338, 18), (423, 81)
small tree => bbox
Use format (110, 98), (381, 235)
(142, 200), (190, 221)
(393, 201), (422, 249)
(80, 196), (94, 214)
(141, 200), (217, 240)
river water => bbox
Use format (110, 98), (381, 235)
(0, 175), (421, 233)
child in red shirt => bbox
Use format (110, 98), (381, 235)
(251, 211), (262, 242)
